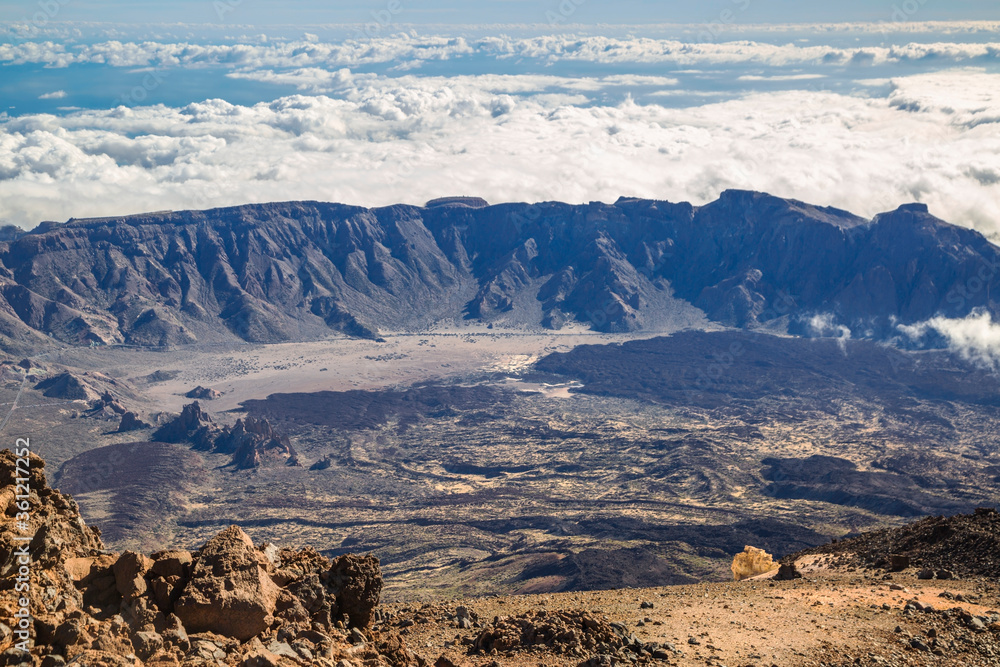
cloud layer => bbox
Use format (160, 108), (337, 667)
(1, 25), (999, 238)
(2, 34), (999, 70)
(1, 67), (999, 236)
(898, 310), (1000, 370)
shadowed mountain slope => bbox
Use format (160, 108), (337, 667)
(0, 192), (996, 345)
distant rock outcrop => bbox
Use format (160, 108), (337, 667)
(152, 401), (215, 444)
(138, 369), (181, 384)
(0, 449), (414, 665)
(116, 410), (151, 432)
(34, 372), (100, 401)
(185, 385), (222, 400)
(153, 402), (297, 469)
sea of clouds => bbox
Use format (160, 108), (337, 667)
(0, 27), (998, 238)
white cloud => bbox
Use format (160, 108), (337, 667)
(808, 313), (852, 352)
(887, 69), (1000, 129)
(1, 34), (997, 70)
(809, 314), (852, 339)
(898, 310), (1000, 370)
(227, 67), (363, 93)
(226, 68), (679, 96)
(38, 90), (67, 99)
(737, 74), (825, 81)
(0, 69), (998, 241)
(3, 20), (1000, 42)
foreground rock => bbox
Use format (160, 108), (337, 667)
(0, 449), (417, 666)
(730, 545), (777, 581)
(471, 609), (679, 663)
(174, 526), (280, 640)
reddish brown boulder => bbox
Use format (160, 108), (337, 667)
(174, 526), (279, 640)
(328, 554), (383, 628)
(114, 551), (154, 600)
(151, 550), (193, 579)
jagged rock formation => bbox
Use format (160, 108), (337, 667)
(151, 401), (215, 444)
(153, 402), (297, 469)
(117, 411), (151, 433)
(210, 416), (299, 470)
(0, 449), (416, 666)
(0, 192), (996, 345)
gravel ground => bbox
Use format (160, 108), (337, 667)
(383, 556), (1000, 667)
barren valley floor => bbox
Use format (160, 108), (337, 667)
(3, 326), (998, 602)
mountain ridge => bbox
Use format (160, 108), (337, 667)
(0, 190), (996, 350)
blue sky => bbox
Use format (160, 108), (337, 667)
(2, 0), (999, 25)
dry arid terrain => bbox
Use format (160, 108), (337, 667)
(388, 560), (1000, 667)
(3, 446), (999, 667)
(2, 324), (998, 605)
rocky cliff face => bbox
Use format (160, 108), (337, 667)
(0, 192), (996, 346)
(0, 449), (412, 666)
